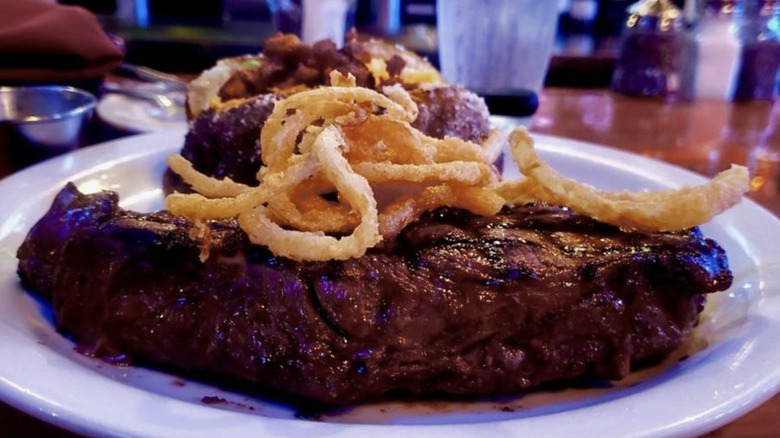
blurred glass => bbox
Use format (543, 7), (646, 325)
(436, 0), (559, 95)
(266, 0), (357, 46)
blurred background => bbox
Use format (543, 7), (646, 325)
(54, 0), (664, 87)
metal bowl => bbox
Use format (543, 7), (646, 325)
(0, 86), (97, 154)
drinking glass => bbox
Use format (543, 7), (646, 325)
(267, 0), (357, 46)
(436, 0), (559, 94)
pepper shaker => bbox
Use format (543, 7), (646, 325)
(733, 0), (780, 101)
(611, 0), (687, 98)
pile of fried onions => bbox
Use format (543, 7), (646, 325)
(166, 75), (749, 261)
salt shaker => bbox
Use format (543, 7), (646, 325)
(733, 0), (780, 100)
(266, 0), (356, 47)
(689, 0), (742, 99)
(611, 0), (687, 98)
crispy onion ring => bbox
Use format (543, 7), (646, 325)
(260, 86), (416, 171)
(239, 125), (380, 261)
(500, 127), (750, 231)
(353, 161), (496, 185)
(167, 154), (251, 197)
(167, 81), (748, 262)
(379, 185), (504, 239)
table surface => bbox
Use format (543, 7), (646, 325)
(2, 87), (779, 437)
(531, 89), (780, 438)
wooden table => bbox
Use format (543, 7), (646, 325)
(2, 87), (779, 437)
(532, 88), (780, 438)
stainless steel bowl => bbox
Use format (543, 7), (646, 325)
(0, 86), (97, 154)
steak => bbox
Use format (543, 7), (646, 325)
(169, 93), (278, 190)
(17, 184), (732, 406)
(165, 84), (491, 194)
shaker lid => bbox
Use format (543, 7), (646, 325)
(626, 0), (684, 31)
(702, 0), (741, 15)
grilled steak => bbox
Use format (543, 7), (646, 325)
(17, 184), (732, 406)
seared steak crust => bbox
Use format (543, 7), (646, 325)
(166, 93), (278, 192)
(410, 85), (490, 143)
(17, 184), (732, 406)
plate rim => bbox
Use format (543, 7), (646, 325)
(0, 130), (779, 438)
(97, 93), (187, 134)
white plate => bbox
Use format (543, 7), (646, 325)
(1, 130), (780, 438)
(97, 89), (187, 133)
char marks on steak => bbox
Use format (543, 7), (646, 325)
(17, 184), (732, 406)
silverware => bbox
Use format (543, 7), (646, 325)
(101, 82), (185, 121)
(114, 63), (188, 92)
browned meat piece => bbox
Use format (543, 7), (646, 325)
(385, 55), (406, 77)
(410, 85), (491, 142)
(163, 93), (277, 193)
(217, 34), (374, 101)
(17, 184), (732, 406)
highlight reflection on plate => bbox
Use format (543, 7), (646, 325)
(0, 130), (779, 438)
(97, 87), (187, 133)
